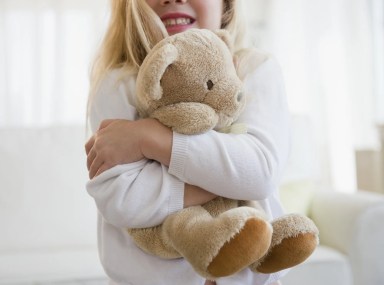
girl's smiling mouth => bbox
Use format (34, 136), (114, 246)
(162, 17), (192, 27)
(160, 13), (195, 34)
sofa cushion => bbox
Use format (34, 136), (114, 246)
(279, 180), (315, 216)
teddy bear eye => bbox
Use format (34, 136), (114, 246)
(206, 80), (214, 90)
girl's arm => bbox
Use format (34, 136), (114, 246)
(86, 118), (216, 208)
(85, 118), (172, 179)
(85, 71), (215, 229)
(167, 55), (291, 201)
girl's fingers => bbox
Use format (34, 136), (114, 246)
(85, 136), (95, 155)
(89, 155), (104, 179)
(87, 148), (97, 170)
(99, 119), (116, 130)
(94, 164), (110, 178)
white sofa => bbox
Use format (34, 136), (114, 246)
(280, 189), (384, 285)
(1, 125), (384, 285)
(279, 115), (384, 285)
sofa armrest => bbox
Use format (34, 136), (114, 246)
(309, 190), (384, 285)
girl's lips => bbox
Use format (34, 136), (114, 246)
(160, 13), (196, 34)
(160, 12), (195, 22)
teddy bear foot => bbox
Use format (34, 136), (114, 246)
(206, 213), (273, 278)
(250, 214), (319, 274)
(163, 205), (272, 279)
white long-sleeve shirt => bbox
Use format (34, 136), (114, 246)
(86, 51), (291, 285)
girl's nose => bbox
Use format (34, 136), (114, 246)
(160, 0), (187, 5)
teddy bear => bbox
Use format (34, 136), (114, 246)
(128, 28), (319, 280)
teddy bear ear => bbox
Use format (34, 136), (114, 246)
(213, 29), (234, 52)
(137, 42), (178, 101)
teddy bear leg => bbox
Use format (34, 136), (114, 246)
(250, 214), (319, 274)
(128, 225), (181, 259)
(206, 212), (272, 278)
(163, 205), (272, 279)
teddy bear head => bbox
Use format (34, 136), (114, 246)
(136, 29), (245, 135)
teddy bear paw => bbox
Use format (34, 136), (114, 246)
(206, 209), (273, 278)
(250, 214), (319, 274)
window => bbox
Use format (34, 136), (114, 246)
(372, 0), (384, 123)
(243, 0), (382, 191)
(0, 0), (108, 127)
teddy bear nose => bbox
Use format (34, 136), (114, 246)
(236, 91), (243, 102)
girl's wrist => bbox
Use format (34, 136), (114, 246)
(140, 118), (173, 166)
(184, 184), (218, 208)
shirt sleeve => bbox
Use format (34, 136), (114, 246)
(86, 70), (184, 229)
(169, 54), (291, 201)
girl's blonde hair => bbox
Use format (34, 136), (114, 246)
(89, 0), (247, 102)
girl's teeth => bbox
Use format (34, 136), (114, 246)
(163, 18), (191, 27)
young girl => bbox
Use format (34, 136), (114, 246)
(85, 0), (290, 284)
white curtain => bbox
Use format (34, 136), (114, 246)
(372, 0), (384, 123)
(244, 0), (381, 192)
(0, 0), (108, 127)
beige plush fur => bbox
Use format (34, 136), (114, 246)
(129, 29), (319, 280)
(135, 29), (244, 134)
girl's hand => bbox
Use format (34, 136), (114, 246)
(85, 119), (144, 179)
(85, 118), (172, 179)
(85, 119), (216, 206)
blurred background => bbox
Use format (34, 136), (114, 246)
(0, 0), (383, 284)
